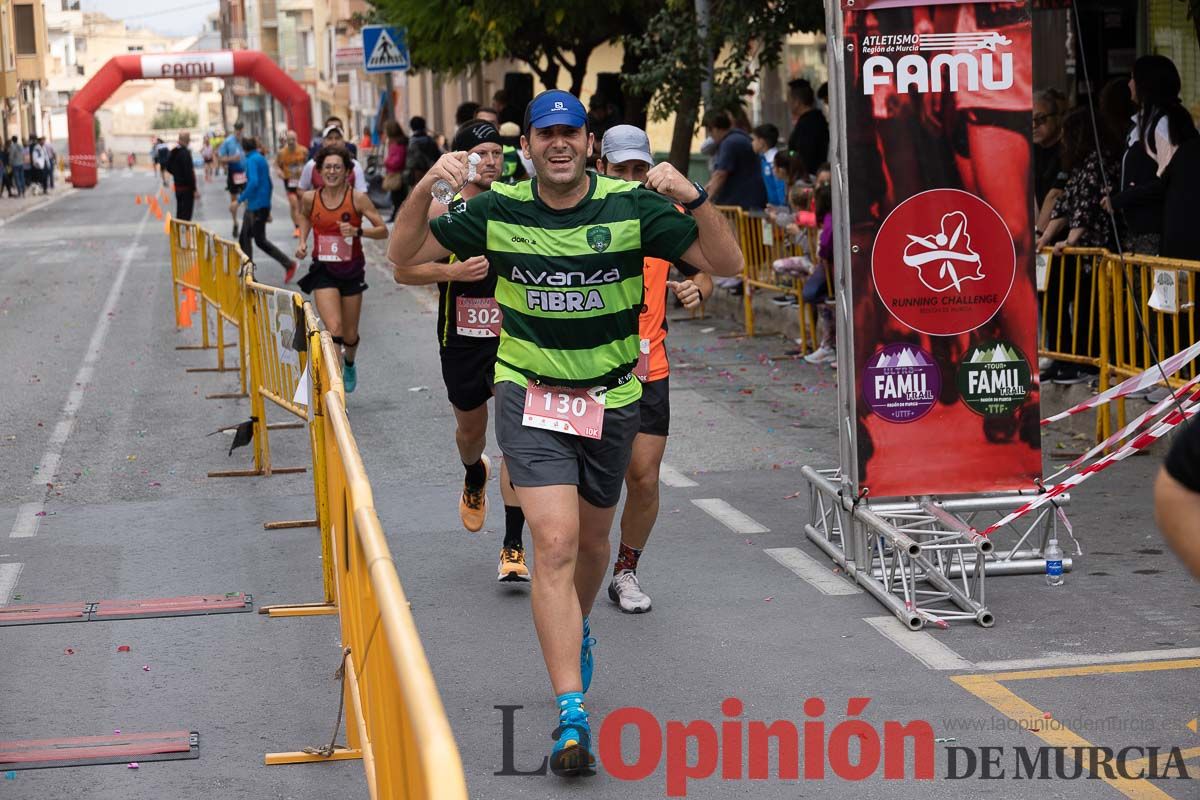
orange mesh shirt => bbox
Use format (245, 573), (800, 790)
(639, 257), (699, 382)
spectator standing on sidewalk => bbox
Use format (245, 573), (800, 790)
(786, 79), (828, 182)
(43, 138), (56, 190)
(166, 131), (199, 221)
(30, 138), (47, 195)
(753, 124), (788, 208)
(383, 119), (408, 223)
(0, 145), (10, 197)
(703, 110), (766, 210)
(1033, 88), (1068, 242)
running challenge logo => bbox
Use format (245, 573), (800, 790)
(862, 31), (1013, 95)
(872, 188), (1015, 337)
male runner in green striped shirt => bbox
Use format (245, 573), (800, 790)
(388, 90), (742, 776)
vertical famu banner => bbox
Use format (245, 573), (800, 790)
(837, 0), (1041, 497)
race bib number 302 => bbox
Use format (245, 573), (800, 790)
(522, 381), (605, 440)
(455, 297), (502, 338)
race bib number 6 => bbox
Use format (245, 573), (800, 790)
(316, 235), (352, 262)
(522, 381), (605, 440)
(455, 297), (502, 338)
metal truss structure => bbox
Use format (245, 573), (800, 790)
(802, 467), (1074, 629)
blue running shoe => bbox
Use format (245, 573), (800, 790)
(343, 361), (357, 393)
(580, 617), (595, 693)
(550, 697), (595, 777)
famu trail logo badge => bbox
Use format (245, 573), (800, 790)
(862, 343), (940, 423)
(956, 341), (1031, 417)
(586, 225), (611, 253)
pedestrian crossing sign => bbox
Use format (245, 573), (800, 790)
(362, 25), (409, 73)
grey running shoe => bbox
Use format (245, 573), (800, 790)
(607, 570), (651, 613)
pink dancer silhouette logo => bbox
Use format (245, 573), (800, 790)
(901, 211), (983, 294)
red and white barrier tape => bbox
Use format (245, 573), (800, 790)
(983, 399), (1198, 535)
(1045, 375), (1200, 481)
(1041, 338), (1200, 426)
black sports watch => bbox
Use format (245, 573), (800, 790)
(682, 181), (708, 211)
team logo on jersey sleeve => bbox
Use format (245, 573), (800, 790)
(586, 225), (612, 253)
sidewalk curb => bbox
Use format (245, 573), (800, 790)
(0, 187), (78, 228)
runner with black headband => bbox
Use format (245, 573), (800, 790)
(295, 145), (388, 394)
(391, 120), (529, 582)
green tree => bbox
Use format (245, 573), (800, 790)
(152, 107), (198, 129)
(370, 0), (658, 99)
(625, 0), (824, 169)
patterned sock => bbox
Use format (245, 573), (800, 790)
(503, 505), (525, 550)
(613, 541), (642, 575)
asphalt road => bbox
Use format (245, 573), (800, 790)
(0, 172), (1196, 800)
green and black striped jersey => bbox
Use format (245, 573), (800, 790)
(430, 173), (698, 409)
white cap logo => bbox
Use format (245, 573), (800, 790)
(553, 101), (565, 111)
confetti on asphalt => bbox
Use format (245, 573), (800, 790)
(142, 665), (150, 672)
(700, 327), (715, 333)
(783, 491), (802, 499)
(127, 762), (139, 770)
(117, 645), (130, 652)
(408, 386), (428, 392)
(64, 648), (74, 655)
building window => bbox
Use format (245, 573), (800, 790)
(61, 0), (80, 10)
(14, 5), (36, 55)
(301, 30), (315, 68)
(128, 45), (144, 52)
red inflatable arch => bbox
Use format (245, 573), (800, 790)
(67, 51), (312, 188)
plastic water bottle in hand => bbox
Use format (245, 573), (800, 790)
(432, 153), (481, 205)
(1044, 538), (1064, 586)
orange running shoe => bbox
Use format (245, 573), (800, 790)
(458, 453), (490, 532)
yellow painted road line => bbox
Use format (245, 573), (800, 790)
(952, 674), (1179, 800)
(1123, 747), (1200, 776)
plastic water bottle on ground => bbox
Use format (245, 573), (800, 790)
(1045, 538), (1064, 586)
(432, 153), (480, 205)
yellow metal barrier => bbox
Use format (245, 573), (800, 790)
(168, 219), (467, 796)
(259, 302), (336, 617)
(1039, 246), (1200, 442)
(266, 332), (470, 800)
(208, 265), (309, 480)
(715, 204), (824, 351)
(1102, 250), (1199, 436)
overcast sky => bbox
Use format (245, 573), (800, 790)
(83, 0), (218, 38)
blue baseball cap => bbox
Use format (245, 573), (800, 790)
(524, 90), (587, 133)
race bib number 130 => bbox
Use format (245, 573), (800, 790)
(522, 381), (605, 440)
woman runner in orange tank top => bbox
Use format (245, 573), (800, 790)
(295, 145), (388, 394)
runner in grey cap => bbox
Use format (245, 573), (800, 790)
(596, 124), (712, 615)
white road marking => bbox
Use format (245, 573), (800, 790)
(0, 563), (24, 605)
(864, 615), (1200, 672)
(864, 616), (975, 670)
(692, 499), (769, 534)
(9, 213), (150, 539)
(10, 503), (43, 539)
(974, 648), (1200, 672)
(763, 547), (863, 595)
(658, 462), (698, 488)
